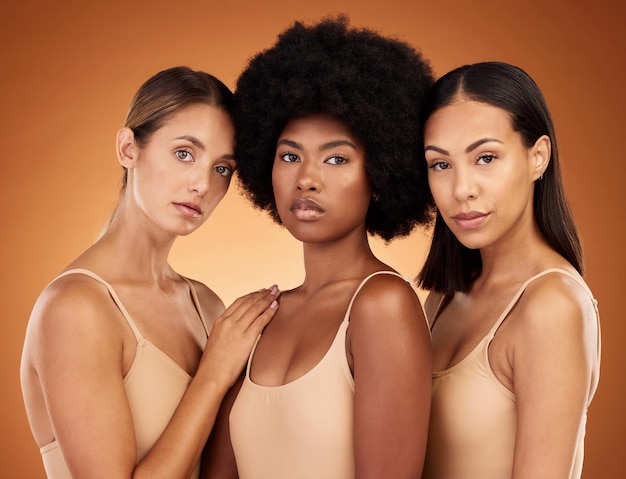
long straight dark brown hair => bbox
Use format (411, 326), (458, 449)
(417, 62), (583, 294)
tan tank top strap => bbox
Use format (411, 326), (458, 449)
(245, 335), (263, 378)
(487, 268), (596, 339)
(52, 268), (144, 341)
(180, 276), (209, 337)
(428, 293), (449, 331)
(343, 271), (407, 322)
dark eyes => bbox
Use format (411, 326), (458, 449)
(428, 161), (450, 171)
(477, 154), (495, 165)
(428, 154), (496, 171)
(325, 155), (347, 165)
(278, 153), (348, 165)
(279, 152), (300, 163)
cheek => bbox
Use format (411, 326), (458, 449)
(202, 181), (229, 217)
(208, 175), (231, 198)
(271, 168), (291, 200)
(342, 166), (372, 197)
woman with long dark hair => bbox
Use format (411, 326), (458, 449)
(418, 61), (601, 479)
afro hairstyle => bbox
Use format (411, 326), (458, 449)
(234, 15), (435, 242)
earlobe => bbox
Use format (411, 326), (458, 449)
(532, 135), (551, 180)
(116, 127), (138, 169)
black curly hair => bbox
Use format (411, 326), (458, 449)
(234, 15), (435, 242)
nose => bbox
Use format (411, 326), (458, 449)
(452, 167), (479, 201)
(189, 165), (211, 196)
(296, 160), (321, 192)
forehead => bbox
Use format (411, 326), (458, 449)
(162, 103), (232, 128)
(280, 114), (356, 141)
(425, 100), (514, 141)
(155, 103), (234, 142)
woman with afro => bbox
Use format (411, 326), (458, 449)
(203, 16), (435, 479)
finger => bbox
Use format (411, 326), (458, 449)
(220, 286), (279, 321)
(235, 293), (280, 331)
(244, 300), (279, 335)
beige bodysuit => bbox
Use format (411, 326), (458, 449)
(39, 269), (207, 479)
(422, 268), (601, 479)
(229, 271), (405, 479)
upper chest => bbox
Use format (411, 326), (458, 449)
(112, 282), (207, 376)
(250, 283), (359, 386)
(430, 290), (517, 372)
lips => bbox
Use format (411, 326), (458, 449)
(290, 198), (325, 220)
(174, 202), (203, 218)
(452, 211), (488, 230)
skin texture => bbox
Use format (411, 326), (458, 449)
(20, 103), (280, 479)
(423, 99), (599, 479)
(203, 114), (432, 478)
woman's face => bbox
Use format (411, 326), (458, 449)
(424, 99), (544, 251)
(126, 103), (236, 237)
(272, 114), (373, 244)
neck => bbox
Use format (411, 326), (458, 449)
(476, 219), (556, 289)
(299, 230), (383, 293)
(92, 203), (178, 285)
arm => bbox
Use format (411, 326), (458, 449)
(200, 376), (243, 478)
(349, 275), (432, 479)
(508, 275), (599, 479)
(25, 277), (278, 479)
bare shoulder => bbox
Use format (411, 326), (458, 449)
(184, 277), (225, 325)
(29, 273), (120, 332)
(353, 271), (419, 305)
(346, 271), (431, 383)
(349, 272), (426, 329)
(504, 270), (599, 380)
(24, 273), (124, 366)
(514, 271), (597, 335)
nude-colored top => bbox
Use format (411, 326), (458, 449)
(229, 271), (405, 479)
(39, 269), (208, 479)
(422, 268), (601, 479)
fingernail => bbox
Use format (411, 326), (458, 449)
(269, 285), (279, 295)
(270, 300), (278, 309)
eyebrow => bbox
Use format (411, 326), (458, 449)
(425, 138), (503, 156)
(276, 138), (358, 151)
(175, 135), (206, 150)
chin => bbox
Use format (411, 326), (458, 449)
(452, 231), (490, 251)
(172, 222), (204, 237)
(287, 229), (324, 243)
(285, 226), (341, 245)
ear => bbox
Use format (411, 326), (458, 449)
(530, 135), (550, 181)
(116, 127), (138, 169)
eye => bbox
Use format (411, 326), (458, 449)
(279, 152), (300, 163)
(175, 149), (194, 162)
(428, 161), (450, 171)
(214, 165), (234, 177)
(477, 153), (496, 165)
(325, 155), (347, 165)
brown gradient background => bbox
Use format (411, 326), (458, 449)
(1, 0), (623, 476)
